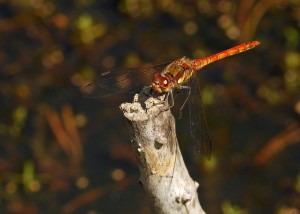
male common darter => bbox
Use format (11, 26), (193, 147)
(83, 41), (260, 157)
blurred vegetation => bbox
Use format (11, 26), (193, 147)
(0, 0), (299, 213)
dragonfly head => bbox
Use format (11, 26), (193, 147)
(152, 73), (172, 93)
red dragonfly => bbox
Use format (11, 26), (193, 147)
(83, 41), (260, 156)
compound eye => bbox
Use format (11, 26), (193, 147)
(159, 76), (169, 88)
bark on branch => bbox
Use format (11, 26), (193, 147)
(120, 87), (205, 214)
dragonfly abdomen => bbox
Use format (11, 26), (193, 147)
(192, 41), (260, 71)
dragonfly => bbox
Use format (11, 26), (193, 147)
(83, 41), (260, 157)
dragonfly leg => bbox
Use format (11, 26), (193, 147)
(178, 85), (191, 119)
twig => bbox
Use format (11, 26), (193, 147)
(120, 87), (205, 214)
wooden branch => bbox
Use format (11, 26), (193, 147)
(120, 87), (205, 214)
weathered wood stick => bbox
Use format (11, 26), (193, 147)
(120, 87), (205, 214)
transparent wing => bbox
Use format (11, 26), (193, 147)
(81, 63), (171, 98)
(188, 75), (212, 158)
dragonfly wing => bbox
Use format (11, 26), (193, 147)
(81, 81), (116, 97)
(81, 69), (142, 97)
(188, 75), (212, 158)
(82, 63), (170, 98)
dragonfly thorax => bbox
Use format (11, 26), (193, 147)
(151, 57), (195, 93)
